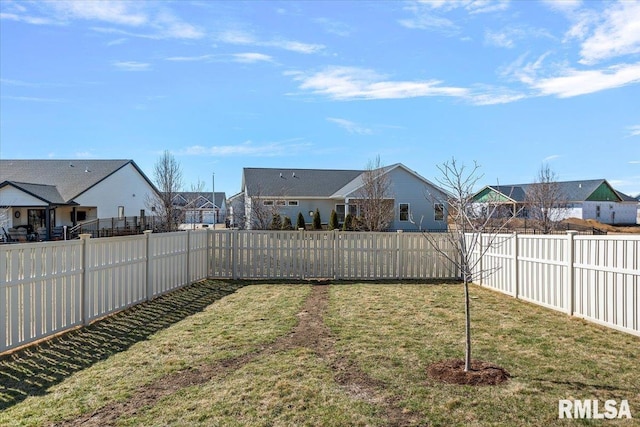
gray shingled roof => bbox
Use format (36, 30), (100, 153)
(0, 159), (142, 203)
(243, 168), (364, 198)
(487, 179), (627, 203)
(0, 182), (67, 204)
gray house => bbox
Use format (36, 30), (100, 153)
(230, 164), (449, 231)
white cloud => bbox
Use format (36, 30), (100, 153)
(232, 53), (274, 63)
(543, 154), (561, 162)
(628, 125), (640, 137)
(288, 66), (468, 100)
(579, 1), (640, 64)
(48, 0), (148, 26)
(217, 29), (324, 54)
(314, 17), (352, 37)
(3, 1), (204, 40)
(531, 62), (640, 98)
(165, 54), (216, 62)
(112, 61), (151, 71)
(327, 118), (373, 135)
(2, 95), (66, 102)
(400, 0), (509, 31)
(179, 140), (312, 157)
(485, 29), (515, 48)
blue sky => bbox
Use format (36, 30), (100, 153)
(1, 0), (639, 197)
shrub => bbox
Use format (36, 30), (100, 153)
(329, 209), (339, 230)
(296, 212), (306, 230)
(343, 213), (354, 231)
(282, 216), (293, 230)
(313, 209), (322, 230)
(270, 213), (282, 230)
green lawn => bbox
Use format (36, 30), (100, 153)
(1, 280), (638, 426)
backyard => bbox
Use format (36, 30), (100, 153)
(0, 279), (638, 426)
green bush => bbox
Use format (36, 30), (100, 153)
(329, 209), (339, 230)
(313, 209), (322, 230)
(296, 212), (306, 230)
(282, 216), (293, 230)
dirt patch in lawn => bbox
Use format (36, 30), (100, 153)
(57, 283), (423, 427)
(427, 359), (510, 386)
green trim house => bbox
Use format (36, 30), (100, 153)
(472, 179), (639, 225)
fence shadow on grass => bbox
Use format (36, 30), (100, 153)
(0, 280), (246, 411)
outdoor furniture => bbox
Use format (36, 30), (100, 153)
(7, 227), (28, 242)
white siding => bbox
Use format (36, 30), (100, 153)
(74, 163), (156, 219)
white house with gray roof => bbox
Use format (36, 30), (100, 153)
(231, 163), (449, 231)
(0, 159), (159, 239)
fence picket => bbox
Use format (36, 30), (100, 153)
(1, 229), (639, 353)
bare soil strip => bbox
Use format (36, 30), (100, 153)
(56, 284), (423, 427)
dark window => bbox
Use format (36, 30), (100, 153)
(434, 203), (445, 221)
(399, 203), (410, 221)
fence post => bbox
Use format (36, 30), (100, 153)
(566, 231), (578, 316)
(144, 230), (153, 301)
(232, 229), (239, 280)
(80, 233), (92, 325)
(396, 230), (404, 280)
(332, 229), (338, 280)
(186, 230), (191, 285)
(512, 232), (519, 299)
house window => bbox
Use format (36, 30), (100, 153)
(434, 203), (444, 221)
(336, 204), (358, 222)
(118, 206), (125, 219)
(399, 203), (410, 221)
(263, 200), (274, 206)
(287, 200), (299, 206)
(276, 200), (286, 206)
(596, 205), (601, 218)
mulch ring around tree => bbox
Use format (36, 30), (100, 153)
(427, 359), (511, 386)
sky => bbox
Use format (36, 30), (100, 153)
(1, 0), (639, 198)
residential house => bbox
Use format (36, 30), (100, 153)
(230, 164), (449, 231)
(472, 179), (639, 225)
(172, 191), (227, 228)
(0, 159), (159, 240)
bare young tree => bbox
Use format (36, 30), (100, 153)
(525, 164), (567, 234)
(424, 158), (519, 372)
(353, 156), (395, 231)
(146, 150), (184, 232)
(247, 185), (288, 230)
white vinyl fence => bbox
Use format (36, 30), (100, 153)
(471, 231), (640, 337)
(1, 229), (638, 354)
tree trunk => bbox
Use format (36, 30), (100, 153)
(464, 279), (472, 372)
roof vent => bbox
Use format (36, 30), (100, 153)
(69, 163), (74, 167)
(292, 172), (297, 178)
(280, 172), (284, 178)
(84, 168), (91, 173)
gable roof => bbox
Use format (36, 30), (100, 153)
(173, 192), (226, 208)
(242, 168), (364, 198)
(476, 179), (629, 203)
(0, 159), (156, 204)
(0, 181), (68, 205)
